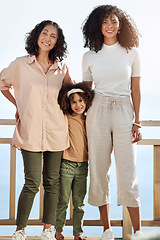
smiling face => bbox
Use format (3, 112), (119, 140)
(70, 93), (86, 115)
(101, 14), (120, 45)
(37, 24), (58, 53)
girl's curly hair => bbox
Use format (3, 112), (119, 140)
(25, 20), (67, 62)
(82, 5), (141, 52)
(58, 82), (94, 115)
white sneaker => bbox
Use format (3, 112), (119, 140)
(102, 228), (114, 240)
(133, 231), (142, 237)
(12, 230), (26, 240)
(41, 228), (56, 240)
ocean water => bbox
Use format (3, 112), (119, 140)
(0, 125), (160, 237)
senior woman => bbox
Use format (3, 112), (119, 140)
(0, 20), (72, 240)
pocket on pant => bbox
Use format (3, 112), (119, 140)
(81, 161), (88, 174)
(60, 159), (74, 175)
(128, 102), (134, 121)
(60, 160), (70, 172)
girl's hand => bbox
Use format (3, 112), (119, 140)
(132, 124), (142, 143)
(13, 145), (21, 150)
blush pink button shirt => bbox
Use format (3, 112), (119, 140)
(0, 55), (70, 152)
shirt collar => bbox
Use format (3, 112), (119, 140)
(27, 55), (36, 64)
(27, 55), (63, 70)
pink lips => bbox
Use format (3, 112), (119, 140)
(75, 107), (83, 112)
(76, 108), (82, 112)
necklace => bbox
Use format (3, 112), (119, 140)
(48, 60), (53, 66)
(37, 56), (52, 65)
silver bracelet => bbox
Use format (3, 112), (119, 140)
(133, 122), (141, 128)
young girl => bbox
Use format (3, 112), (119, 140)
(55, 82), (94, 240)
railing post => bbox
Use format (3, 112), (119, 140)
(123, 206), (132, 240)
(153, 145), (160, 220)
(9, 145), (16, 219)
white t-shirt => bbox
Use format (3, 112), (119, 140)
(82, 42), (141, 97)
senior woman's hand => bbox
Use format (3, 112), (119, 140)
(15, 108), (19, 122)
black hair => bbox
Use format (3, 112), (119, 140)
(58, 82), (94, 115)
(82, 5), (141, 52)
(25, 20), (67, 62)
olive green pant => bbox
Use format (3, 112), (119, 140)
(55, 159), (88, 236)
(16, 149), (62, 227)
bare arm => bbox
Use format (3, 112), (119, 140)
(1, 90), (17, 107)
(1, 90), (21, 150)
(63, 67), (73, 84)
(131, 77), (141, 123)
(131, 76), (142, 143)
(1, 89), (19, 122)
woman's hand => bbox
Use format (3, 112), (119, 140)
(132, 124), (142, 143)
(15, 108), (19, 122)
(14, 109), (21, 150)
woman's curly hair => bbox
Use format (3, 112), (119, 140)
(25, 20), (67, 62)
(58, 82), (94, 115)
(82, 5), (141, 52)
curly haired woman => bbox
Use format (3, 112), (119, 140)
(0, 20), (72, 240)
(82, 5), (142, 240)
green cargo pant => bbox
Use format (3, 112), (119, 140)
(16, 149), (62, 227)
(55, 159), (88, 236)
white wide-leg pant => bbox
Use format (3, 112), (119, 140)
(86, 93), (141, 207)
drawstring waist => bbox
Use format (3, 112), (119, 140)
(93, 93), (132, 110)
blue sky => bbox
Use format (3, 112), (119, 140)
(0, 0), (160, 237)
(0, 0), (160, 121)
